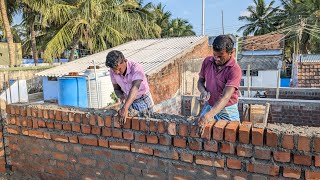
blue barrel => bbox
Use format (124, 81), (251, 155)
(280, 78), (291, 87)
(58, 77), (88, 108)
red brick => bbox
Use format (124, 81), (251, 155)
(158, 121), (166, 133)
(68, 136), (78, 143)
(81, 125), (91, 134)
(247, 163), (279, 176)
(82, 114), (89, 124)
(273, 151), (291, 163)
(97, 116), (104, 126)
(282, 134), (294, 149)
(113, 116), (121, 128)
(123, 117), (131, 129)
(224, 122), (239, 142)
(15, 117), (21, 126)
(180, 153), (193, 163)
(237, 145), (253, 157)
(102, 127), (112, 137)
(305, 171), (320, 180)
(55, 110), (62, 120)
(252, 127), (264, 146)
(195, 156), (224, 168)
(27, 117), (33, 127)
(32, 118), (38, 128)
(89, 115), (96, 125)
(254, 147), (271, 160)
(220, 142), (235, 154)
(61, 111), (69, 121)
(68, 112), (74, 122)
(147, 135), (158, 144)
(104, 116), (112, 127)
(7, 126), (20, 134)
(315, 156), (320, 167)
(174, 138), (187, 148)
(314, 136), (320, 153)
(123, 131), (134, 140)
(49, 110), (55, 119)
(135, 133), (146, 143)
(216, 169), (231, 179)
(79, 136), (98, 146)
(168, 122), (176, 135)
(201, 121), (215, 140)
(283, 167), (301, 179)
(31, 107), (37, 117)
(37, 119), (46, 128)
(154, 150), (178, 160)
(21, 117), (27, 127)
(91, 126), (101, 135)
(51, 134), (68, 142)
(204, 140), (218, 152)
(227, 158), (241, 170)
(45, 120), (53, 129)
(112, 129), (123, 138)
(140, 119), (148, 132)
(190, 125), (200, 138)
(42, 109), (48, 119)
(20, 106), (27, 116)
(54, 122), (62, 130)
(26, 107), (32, 116)
(212, 120), (228, 140)
(78, 157), (96, 166)
(178, 124), (188, 137)
(53, 152), (68, 161)
(28, 130), (44, 138)
(189, 139), (202, 151)
(109, 141), (130, 151)
(9, 116), (16, 125)
(266, 130), (278, 148)
(37, 109), (43, 118)
(293, 154), (312, 166)
(131, 144), (153, 155)
(72, 123), (80, 132)
(233, 171), (248, 180)
(149, 121), (157, 132)
(98, 139), (108, 147)
(239, 122), (252, 144)
(159, 135), (172, 145)
(131, 117), (140, 130)
(297, 134), (311, 152)
(62, 123), (71, 131)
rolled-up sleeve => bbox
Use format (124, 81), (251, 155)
(225, 65), (242, 90)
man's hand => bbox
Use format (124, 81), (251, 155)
(118, 107), (128, 125)
(200, 91), (210, 103)
(197, 113), (213, 136)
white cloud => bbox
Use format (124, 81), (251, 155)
(240, 10), (251, 17)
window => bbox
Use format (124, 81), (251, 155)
(48, 77), (57, 81)
(240, 79), (244, 86)
(242, 70), (258, 76)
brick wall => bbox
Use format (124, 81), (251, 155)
(298, 62), (320, 88)
(238, 98), (320, 127)
(4, 103), (320, 179)
(266, 88), (320, 100)
(148, 40), (212, 104)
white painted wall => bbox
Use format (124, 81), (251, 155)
(0, 80), (28, 103)
(241, 70), (278, 97)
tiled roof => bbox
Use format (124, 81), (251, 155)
(241, 34), (285, 51)
(299, 54), (320, 63)
(238, 55), (283, 70)
(36, 36), (207, 77)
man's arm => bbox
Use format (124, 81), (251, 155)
(112, 84), (125, 100)
(197, 77), (207, 93)
(205, 86), (235, 117)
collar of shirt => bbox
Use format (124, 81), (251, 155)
(209, 56), (236, 71)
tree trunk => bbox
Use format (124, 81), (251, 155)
(30, 21), (38, 66)
(69, 38), (79, 62)
(0, 0), (15, 67)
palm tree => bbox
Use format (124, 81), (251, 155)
(0, 0), (16, 66)
(151, 3), (172, 37)
(163, 18), (195, 37)
(237, 0), (279, 36)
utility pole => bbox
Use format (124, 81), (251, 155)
(202, 0), (205, 35)
(221, 10), (224, 35)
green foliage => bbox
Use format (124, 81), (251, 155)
(110, 92), (118, 104)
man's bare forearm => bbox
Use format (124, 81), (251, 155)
(197, 78), (207, 93)
(123, 80), (142, 109)
(206, 86), (235, 117)
(114, 89), (125, 99)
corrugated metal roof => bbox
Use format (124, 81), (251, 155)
(36, 36), (207, 77)
(241, 50), (283, 56)
(238, 55), (282, 70)
(299, 54), (320, 63)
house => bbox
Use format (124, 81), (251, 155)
(36, 36), (212, 113)
(238, 34), (284, 97)
(291, 54), (320, 88)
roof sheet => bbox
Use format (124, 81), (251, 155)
(36, 36), (207, 77)
(238, 55), (283, 70)
(242, 34), (284, 51)
(299, 54), (320, 63)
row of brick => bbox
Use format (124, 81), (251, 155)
(7, 124), (320, 179)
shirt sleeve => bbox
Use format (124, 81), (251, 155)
(131, 64), (145, 81)
(110, 71), (116, 84)
(225, 65), (242, 90)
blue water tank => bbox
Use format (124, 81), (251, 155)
(58, 77), (88, 108)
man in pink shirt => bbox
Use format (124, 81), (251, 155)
(197, 35), (242, 135)
(105, 50), (154, 125)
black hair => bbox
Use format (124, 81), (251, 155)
(212, 35), (234, 53)
(105, 50), (125, 68)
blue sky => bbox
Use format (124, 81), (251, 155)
(13, 0), (280, 36)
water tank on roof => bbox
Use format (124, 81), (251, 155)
(58, 76), (88, 108)
(84, 66), (113, 108)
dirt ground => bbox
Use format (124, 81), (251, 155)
(0, 171), (38, 180)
